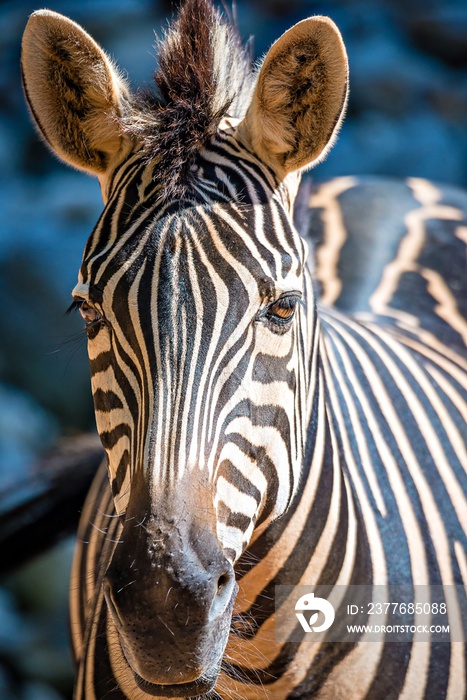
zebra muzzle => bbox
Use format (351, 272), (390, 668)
(102, 510), (237, 689)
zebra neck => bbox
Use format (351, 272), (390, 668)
(236, 363), (372, 604)
(301, 361), (373, 587)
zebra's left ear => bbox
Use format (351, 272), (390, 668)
(237, 16), (348, 177)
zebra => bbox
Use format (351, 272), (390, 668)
(20, 0), (466, 698)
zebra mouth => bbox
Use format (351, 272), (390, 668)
(133, 667), (219, 697)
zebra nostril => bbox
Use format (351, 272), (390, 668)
(210, 566), (236, 621)
(217, 573), (230, 592)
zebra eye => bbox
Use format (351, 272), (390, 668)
(269, 300), (296, 320)
(79, 301), (101, 326)
(261, 293), (301, 329)
(67, 298), (103, 332)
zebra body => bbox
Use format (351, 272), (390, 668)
(21, 2), (466, 698)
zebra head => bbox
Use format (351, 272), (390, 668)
(22, 0), (348, 694)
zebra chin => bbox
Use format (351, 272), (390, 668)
(132, 665), (221, 697)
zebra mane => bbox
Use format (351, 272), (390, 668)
(125, 0), (255, 200)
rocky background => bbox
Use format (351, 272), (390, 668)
(1, 0), (466, 697)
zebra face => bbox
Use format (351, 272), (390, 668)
(22, 0), (348, 692)
(75, 177), (310, 546)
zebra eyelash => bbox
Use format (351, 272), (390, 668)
(66, 300), (83, 316)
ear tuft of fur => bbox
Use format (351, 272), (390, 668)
(122, 0), (254, 201)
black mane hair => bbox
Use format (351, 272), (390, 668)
(124, 0), (255, 200)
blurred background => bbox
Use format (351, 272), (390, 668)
(1, 0), (466, 697)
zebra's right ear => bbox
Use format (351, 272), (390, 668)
(237, 16), (348, 178)
(21, 10), (132, 177)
